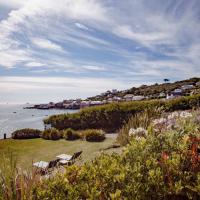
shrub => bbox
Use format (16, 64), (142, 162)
(41, 128), (61, 140)
(63, 128), (81, 140)
(81, 129), (106, 142)
(44, 94), (200, 132)
(33, 114), (200, 199)
(11, 128), (42, 139)
(117, 108), (162, 145)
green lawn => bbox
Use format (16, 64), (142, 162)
(0, 136), (120, 169)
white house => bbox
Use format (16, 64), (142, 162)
(181, 85), (194, 90)
(124, 94), (134, 101)
(173, 88), (183, 93)
(107, 98), (113, 103)
(80, 101), (90, 108)
(159, 92), (166, 98)
(113, 96), (122, 101)
(196, 82), (200, 86)
(166, 94), (176, 99)
(132, 96), (145, 101)
(111, 89), (118, 94)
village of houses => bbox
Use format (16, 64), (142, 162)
(25, 81), (200, 110)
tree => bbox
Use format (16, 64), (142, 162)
(164, 79), (170, 83)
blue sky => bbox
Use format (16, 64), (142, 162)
(0, 0), (200, 103)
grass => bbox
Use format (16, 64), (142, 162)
(0, 136), (119, 170)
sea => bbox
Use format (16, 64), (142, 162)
(0, 104), (77, 139)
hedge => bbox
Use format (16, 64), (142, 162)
(63, 128), (81, 141)
(41, 128), (61, 140)
(12, 128), (42, 139)
(81, 129), (106, 142)
(44, 94), (200, 132)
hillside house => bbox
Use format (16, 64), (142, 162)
(181, 84), (194, 90)
(80, 101), (90, 109)
(113, 96), (122, 102)
(196, 82), (200, 86)
(107, 98), (113, 103)
(166, 88), (183, 99)
(132, 96), (145, 101)
(111, 89), (118, 94)
(124, 94), (134, 101)
(159, 92), (166, 98)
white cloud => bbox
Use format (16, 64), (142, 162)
(0, 76), (134, 103)
(25, 62), (46, 67)
(31, 38), (63, 52)
(82, 65), (105, 71)
(75, 22), (89, 30)
(0, 0), (27, 8)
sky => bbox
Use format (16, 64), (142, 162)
(0, 0), (200, 103)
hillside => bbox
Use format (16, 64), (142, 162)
(87, 77), (200, 101)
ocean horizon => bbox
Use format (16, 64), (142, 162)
(0, 104), (77, 139)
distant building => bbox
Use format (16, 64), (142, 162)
(181, 85), (194, 90)
(111, 89), (118, 94)
(166, 94), (176, 99)
(196, 82), (200, 86)
(159, 92), (166, 98)
(90, 101), (103, 106)
(80, 101), (90, 109)
(107, 98), (113, 103)
(124, 94), (134, 101)
(166, 89), (183, 99)
(113, 96), (122, 102)
(172, 88), (183, 94)
(132, 96), (145, 101)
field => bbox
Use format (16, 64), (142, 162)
(0, 135), (119, 169)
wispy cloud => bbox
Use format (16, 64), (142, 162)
(0, 0), (199, 102)
(31, 38), (63, 52)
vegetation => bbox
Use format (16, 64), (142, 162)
(33, 111), (200, 199)
(44, 94), (200, 132)
(12, 129), (42, 139)
(41, 128), (61, 140)
(81, 129), (106, 142)
(63, 128), (81, 141)
(1, 110), (200, 199)
(0, 137), (117, 169)
(88, 77), (200, 101)
(0, 153), (39, 200)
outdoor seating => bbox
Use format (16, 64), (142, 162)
(33, 159), (60, 175)
(58, 151), (82, 166)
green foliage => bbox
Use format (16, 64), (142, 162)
(44, 94), (200, 132)
(33, 116), (200, 199)
(117, 108), (162, 145)
(41, 128), (61, 140)
(0, 152), (39, 200)
(81, 129), (106, 142)
(12, 128), (42, 139)
(63, 128), (81, 140)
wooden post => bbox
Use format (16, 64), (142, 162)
(4, 133), (6, 140)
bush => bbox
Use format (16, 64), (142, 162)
(63, 128), (81, 140)
(44, 94), (200, 132)
(11, 128), (42, 139)
(81, 129), (106, 142)
(41, 128), (61, 140)
(33, 115), (200, 199)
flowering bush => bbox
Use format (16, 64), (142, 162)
(128, 127), (147, 139)
(33, 113), (200, 199)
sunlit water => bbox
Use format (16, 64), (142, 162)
(0, 104), (77, 139)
